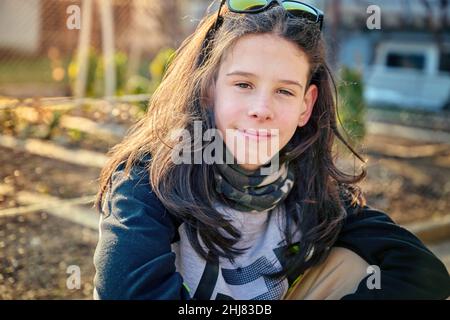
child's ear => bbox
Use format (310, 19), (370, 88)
(298, 84), (318, 127)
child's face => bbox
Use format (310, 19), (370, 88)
(210, 33), (318, 171)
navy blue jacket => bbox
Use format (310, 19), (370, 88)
(93, 158), (450, 300)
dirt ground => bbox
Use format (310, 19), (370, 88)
(0, 133), (449, 299)
(0, 148), (99, 299)
(352, 134), (450, 224)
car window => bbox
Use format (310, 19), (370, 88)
(386, 52), (425, 70)
(439, 52), (450, 73)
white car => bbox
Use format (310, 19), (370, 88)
(364, 41), (450, 111)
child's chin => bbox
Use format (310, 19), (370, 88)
(230, 148), (279, 167)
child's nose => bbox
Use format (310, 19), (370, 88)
(247, 96), (274, 121)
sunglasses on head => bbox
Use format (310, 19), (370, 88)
(213, 0), (324, 31)
(197, 0), (324, 67)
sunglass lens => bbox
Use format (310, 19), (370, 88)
(228, 0), (269, 11)
(282, 1), (318, 22)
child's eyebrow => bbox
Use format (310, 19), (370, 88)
(226, 70), (303, 89)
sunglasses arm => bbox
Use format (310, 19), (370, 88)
(213, 0), (226, 30)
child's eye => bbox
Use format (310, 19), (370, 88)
(235, 83), (251, 89)
(278, 89), (294, 96)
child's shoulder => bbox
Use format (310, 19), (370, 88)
(337, 200), (440, 275)
(341, 201), (397, 232)
(106, 153), (182, 234)
(339, 200), (405, 245)
(338, 185), (397, 231)
(106, 153), (164, 216)
(113, 153), (152, 180)
(108, 153), (155, 197)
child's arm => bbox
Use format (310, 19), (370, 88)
(93, 160), (191, 300)
(335, 205), (450, 299)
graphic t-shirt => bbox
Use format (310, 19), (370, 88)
(171, 202), (301, 300)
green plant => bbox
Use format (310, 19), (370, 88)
(337, 67), (367, 147)
(124, 47), (176, 112)
(149, 47), (176, 94)
(43, 111), (63, 140)
(68, 48), (99, 97)
(67, 128), (86, 143)
(95, 51), (128, 96)
(68, 50), (129, 97)
(0, 109), (16, 135)
(126, 75), (151, 112)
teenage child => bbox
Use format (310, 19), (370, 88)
(93, 0), (450, 300)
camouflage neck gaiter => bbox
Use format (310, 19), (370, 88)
(212, 141), (296, 213)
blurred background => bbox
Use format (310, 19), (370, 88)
(0, 0), (449, 299)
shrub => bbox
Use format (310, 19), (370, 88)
(337, 66), (367, 146)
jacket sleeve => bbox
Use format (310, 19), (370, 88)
(93, 160), (191, 300)
(335, 205), (450, 300)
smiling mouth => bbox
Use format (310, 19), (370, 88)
(236, 128), (277, 138)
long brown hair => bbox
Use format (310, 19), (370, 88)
(96, 5), (367, 279)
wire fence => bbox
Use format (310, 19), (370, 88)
(0, 0), (212, 99)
